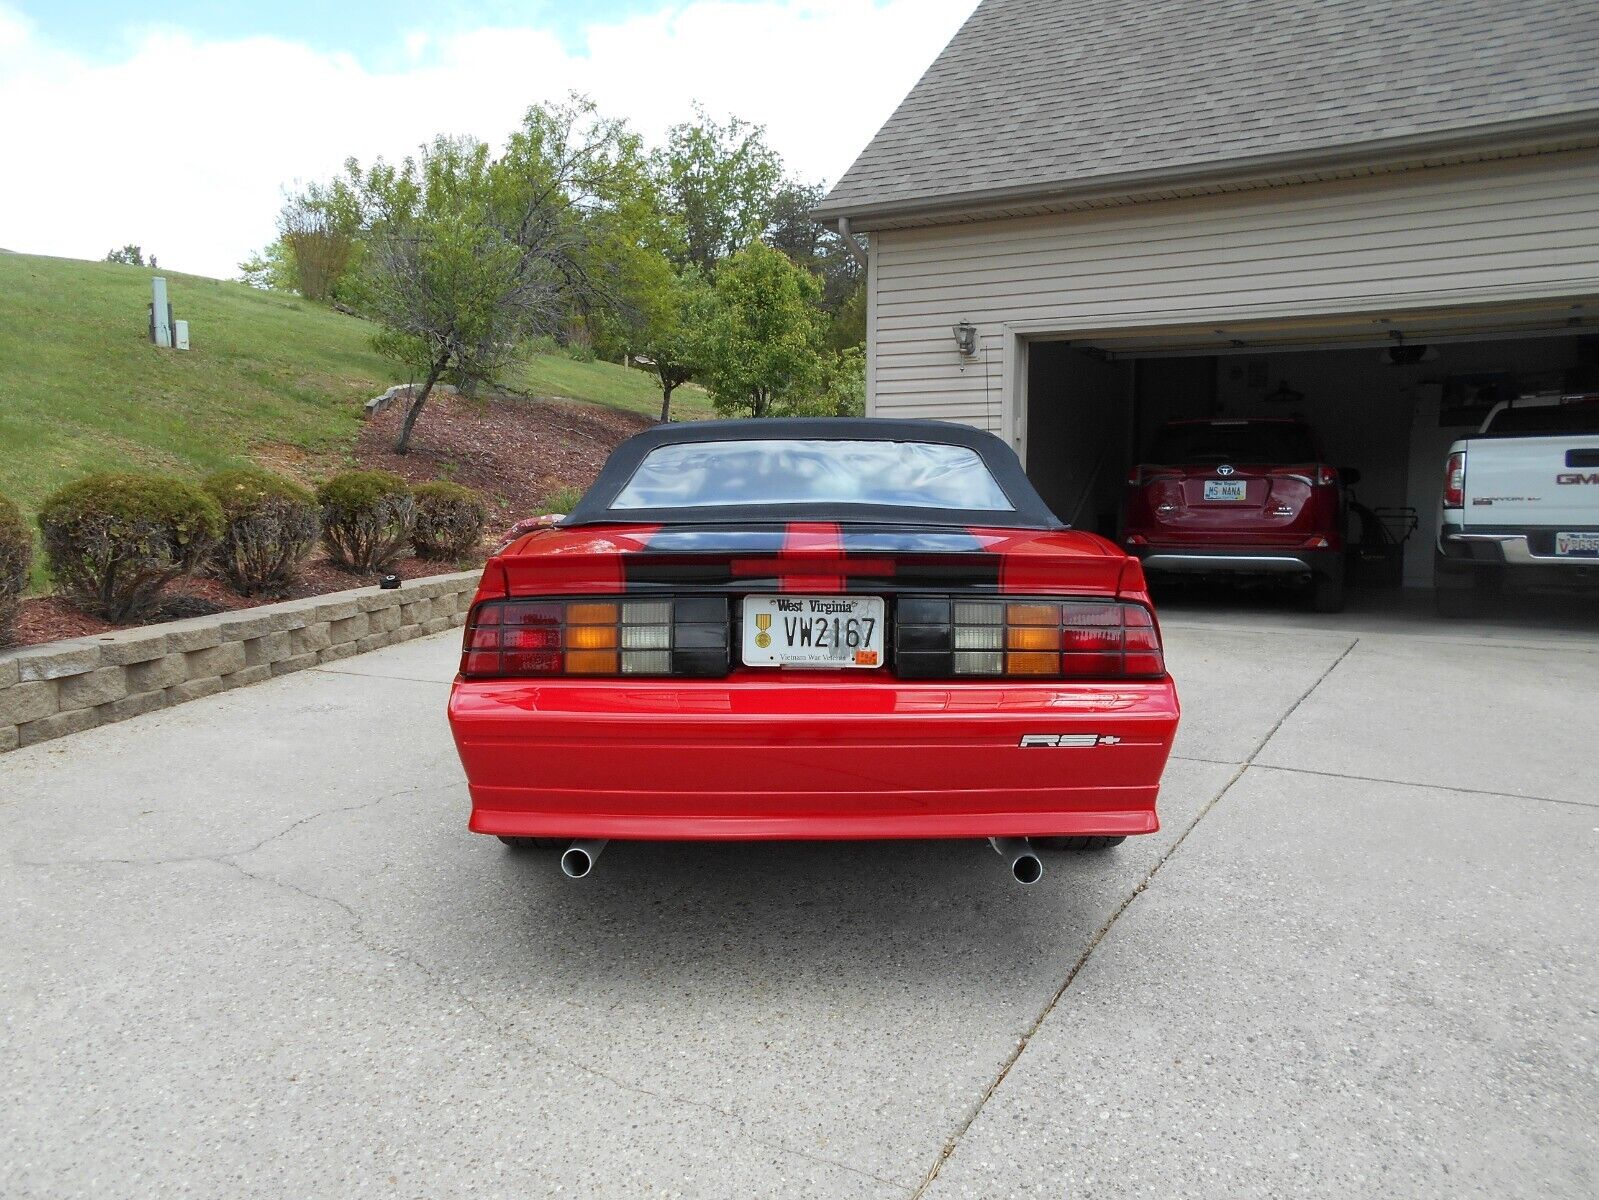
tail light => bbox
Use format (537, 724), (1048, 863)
(1443, 452), (1466, 509)
(895, 598), (1164, 680)
(1127, 464), (1145, 486)
(461, 597), (729, 678)
(1315, 465), (1338, 487)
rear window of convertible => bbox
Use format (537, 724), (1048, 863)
(610, 439), (1017, 511)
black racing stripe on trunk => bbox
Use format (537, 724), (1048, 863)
(893, 556), (1002, 586)
(621, 525), (1002, 591)
(623, 559), (738, 586)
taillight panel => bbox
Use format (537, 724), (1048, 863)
(895, 597), (1165, 680)
(462, 597), (730, 678)
(1443, 451), (1466, 509)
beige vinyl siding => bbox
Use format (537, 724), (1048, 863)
(868, 148), (1599, 437)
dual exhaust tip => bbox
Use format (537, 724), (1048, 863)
(553, 837), (1044, 886)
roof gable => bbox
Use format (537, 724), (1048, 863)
(818, 0), (1599, 224)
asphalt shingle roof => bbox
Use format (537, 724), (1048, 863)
(818, 0), (1599, 220)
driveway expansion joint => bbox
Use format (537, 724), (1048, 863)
(909, 636), (1361, 1198)
(1249, 762), (1595, 810)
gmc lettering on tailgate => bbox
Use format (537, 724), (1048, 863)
(1557, 473), (1599, 485)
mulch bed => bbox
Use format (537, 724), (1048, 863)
(7, 390), (654, 650)
(356, 390), (653, 534)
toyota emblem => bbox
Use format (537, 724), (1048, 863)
(1216, 465), (1236, 476)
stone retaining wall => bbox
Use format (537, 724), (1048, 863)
(0, 571), (480, 753)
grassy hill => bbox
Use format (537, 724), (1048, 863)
(0, 253), (711, 583)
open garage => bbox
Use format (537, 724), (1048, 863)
(1025, 301), (1599, 589)
(816, 0), (1599, 608)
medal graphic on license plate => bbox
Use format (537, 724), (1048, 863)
(754, 611), (772, 649)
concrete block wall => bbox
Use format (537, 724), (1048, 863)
(0, 571), (480, 754)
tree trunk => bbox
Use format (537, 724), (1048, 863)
(659, 380), (677, 424)
(395, 360), (446, 454)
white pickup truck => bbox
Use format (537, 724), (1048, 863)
(1435, 393), (1599, 616)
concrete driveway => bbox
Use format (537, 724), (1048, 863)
(2, 595), (1595, 1198)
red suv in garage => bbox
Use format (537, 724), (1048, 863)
(1122, 418), (1354, 612)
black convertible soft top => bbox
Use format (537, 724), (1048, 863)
(561, 418), (1063, 530)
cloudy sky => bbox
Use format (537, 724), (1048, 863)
(0, 1), (977, 278)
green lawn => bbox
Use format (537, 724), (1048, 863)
(0, 254), (393, 525)
(507, 352), (714, 422)
(0, 253), (704, 588)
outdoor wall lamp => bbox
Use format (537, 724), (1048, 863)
(952, 321), (979, 357)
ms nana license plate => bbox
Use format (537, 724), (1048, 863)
(1556, 531), (1599, 557)
(741, 595), (885, 668)
(1203, 480), (1249, 501)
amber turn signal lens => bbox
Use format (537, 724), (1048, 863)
(567, 625), (619, 650)
(1006, 603), (1059, 626)
(565, 650), (619, 674)
(567, 603), (619, 625)
(1007, 626), (1061, 651)
(1007, 652), (1059, 675)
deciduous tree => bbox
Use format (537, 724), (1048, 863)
(696, 242), (829, 419)
(656, 109), (782, 275)
(355, 97), (640, 453)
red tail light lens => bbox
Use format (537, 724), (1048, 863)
(895, 598), (1164, 679)
(1443, 452), (1466, 509)
(461, 597), (729, 678)
(1315, 465), (1338, 487)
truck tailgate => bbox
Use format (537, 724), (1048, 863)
(1463, 435), (1599, 528)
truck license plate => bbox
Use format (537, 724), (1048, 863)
(1203, 480), (1248, 501)
(741, 595), (885, 668)
(1555, 531), (1599, 557)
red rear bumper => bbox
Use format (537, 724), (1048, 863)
(449, 673), (1180, 841)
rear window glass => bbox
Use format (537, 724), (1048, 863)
(610, 439), (1016, 511)
(1481, 401), (1599, 437)
(1148, 423), (1316, 464)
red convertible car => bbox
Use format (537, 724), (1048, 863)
(448, 419), (1181, 884)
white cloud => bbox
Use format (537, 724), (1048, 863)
(0, 0), (976, 277)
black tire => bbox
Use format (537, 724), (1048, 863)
(1308, 562), (1347, 613)
(498, 836), (566, 851)
(1033, 836), (1127, 851)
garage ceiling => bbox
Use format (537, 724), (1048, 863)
(1069, 296), (1598, 358)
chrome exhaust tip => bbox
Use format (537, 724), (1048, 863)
(560, 839), (609, 879)
(989, 837), (1044, 886)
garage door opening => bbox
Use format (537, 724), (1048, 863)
(1024, 303), (1599, 588)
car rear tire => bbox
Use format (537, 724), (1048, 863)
(1308, 563), (1347, 613)
(1033, 836), (1127, 851)
(498, 836), (566, 850)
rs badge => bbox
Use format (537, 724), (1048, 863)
(1020, 734), (1122, 748)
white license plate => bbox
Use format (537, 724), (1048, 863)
(741, 595), (885, 668)
(1203, 480), (1249, 501)
(1556, 531), (1599, 556)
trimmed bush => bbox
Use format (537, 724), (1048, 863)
(317, 470), (415, 573)
(0, 492), (32, 646)
(204, 468), (319, 596)
(38, 474), (222, 622)
(411, 482), (488, 561)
